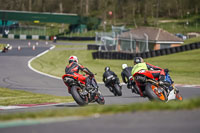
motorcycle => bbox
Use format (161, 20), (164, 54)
(62, 74), (105, 106)
(105, 75), (122, 96)
(133, 69), (183, 102)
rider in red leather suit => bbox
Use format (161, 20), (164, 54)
(65, 56), (94, 86)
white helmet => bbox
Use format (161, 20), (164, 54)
(122, 64), (128, 69)
(69, 56), (78, 63)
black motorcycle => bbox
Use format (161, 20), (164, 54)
(105, 75), (122, 96)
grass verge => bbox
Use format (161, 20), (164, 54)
(0, 87), (73, 106)
(31, 44), (200, 85)
(0, 97), (200, 121)
(183, 37), (200, 45)
(0, 44), (6, 50)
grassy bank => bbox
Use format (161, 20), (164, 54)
(0, 97), (200, 121)
(31, 44), (200, 85)
(0, 87), (73, 106)
(183, 37), (200, 45)
(0, 44), (6, 50)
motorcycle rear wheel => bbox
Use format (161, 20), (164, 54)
(145, 83), (167, 101)
(114, 84), (122, 96)
(71, 86), (88, 106)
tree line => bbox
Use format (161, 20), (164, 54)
(0, 0), (199, 26)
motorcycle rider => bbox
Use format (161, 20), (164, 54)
(65, 56), (95, 89)
(131, 57), (170, 86)
(103, 66), (120, 92)
(121, 64), (139, 94)
(121, 64), (133, 89)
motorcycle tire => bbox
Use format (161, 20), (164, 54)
(114, 84), (122, 96)
(96, 93), (105, 105)
(145, 83), (167, 101)
(71, 86), (88, 106)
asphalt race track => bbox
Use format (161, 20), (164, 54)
(0, 38), (200, 133)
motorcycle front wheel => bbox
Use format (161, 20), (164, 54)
(71, 86), (88, 106)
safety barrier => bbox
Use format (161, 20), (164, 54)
(2, 34), (49, 40)
(92, 42), (200, 60)
(1, 33), (96, 41)
(87, 44), (100, 50)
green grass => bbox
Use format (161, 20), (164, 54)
(183, 37), (200, 45)
(0, 87), (73, 106)
(0, 97), (200, 121)
(158, 22), (200, 34)
(0, 44), (6, 50)
(31, 44), (200, 85)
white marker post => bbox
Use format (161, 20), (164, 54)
(17, 46), (21, 51)
(32, 45), (35, 50)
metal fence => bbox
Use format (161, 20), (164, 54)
(95, 31), (149, 53)
(7, 26), (47, 36)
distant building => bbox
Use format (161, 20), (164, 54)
(117, 27), (183, 53)
(187, 32), (200, 39)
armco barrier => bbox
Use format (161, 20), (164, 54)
(155, 50), (161, 56)
(180, 45), (186, 52)
(145, 52), (151, 58)
(160, 49), (166, 55)
(91, 43), (200, 60)
(170, 47), (176, 54)
(141, 52), (146, 58)
(150, 51), (156, 57)
(197, 43), (200, 48)
(190, 43), (197, 49)
(175, 46), (181, 53)
(185, 44), (191, 50)
(166, 48), (171, 54)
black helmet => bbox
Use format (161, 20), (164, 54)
(105, 66), (110, 71)
(134, 57), (144, 64)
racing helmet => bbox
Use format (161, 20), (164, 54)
(134, 57), (144, 65)
(69, 56), (78, 63)
(122, 64), (128, 69)
(105, 66), (110, 71)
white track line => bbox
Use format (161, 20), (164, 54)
(28, 45), (61, 80)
